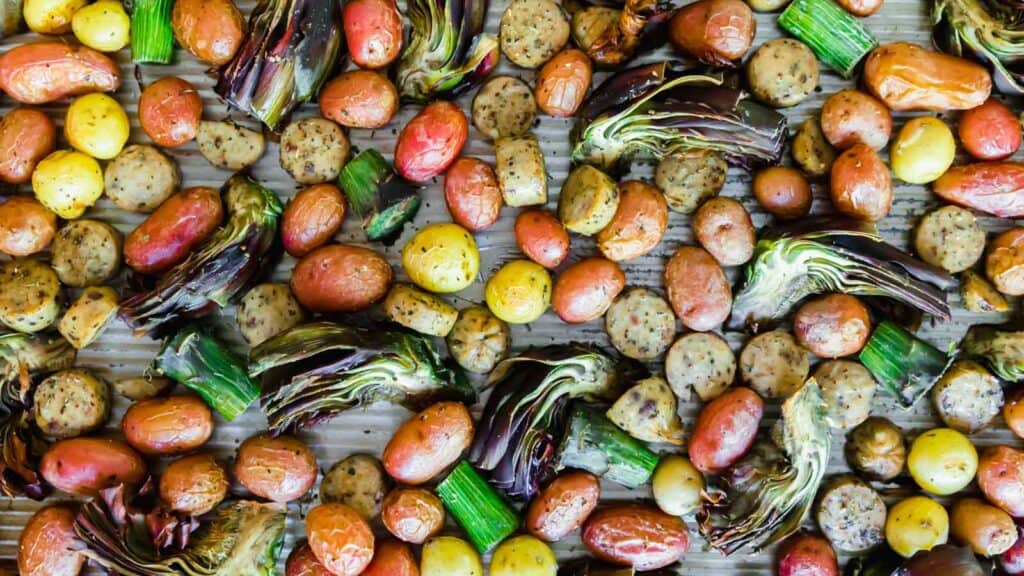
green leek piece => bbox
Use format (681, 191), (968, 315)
(556, 404), (658, 488)
(436, 461), (518, 554)
(130, 0), (175, 64)
(778, 0), (878, 78)
(859, 321), (951, 408)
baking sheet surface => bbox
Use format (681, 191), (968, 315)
(0, 1), (1019, 573)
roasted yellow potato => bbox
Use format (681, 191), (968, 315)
(402, 223), (480, 294)
(485, 259), (552, 324)
(907, 427), (978, 495)
(490, 535), (557, 576)
(890, 116), (956, 184)
(71, 0), (130, 52)
(58, 286), (118, 349)
(32, 150), (104, 219)
(384, 283), (459, 337)
(651, 455), (704, 516)
(885, 496), (949, 558)
(65, 93), (130, 160)
(421, 536), (483, 576)
(24, 0), (88, 34)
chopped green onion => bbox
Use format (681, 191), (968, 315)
(154, 325), (259, 421)
(130, 0), (175, 64)
(556, 404), (658, 488)
(859, 321), (951, 408)
(436, 461), (518, 554)
(778, 0), (878, 78)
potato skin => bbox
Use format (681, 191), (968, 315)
(234, 434), (318, 503)
(0, 42), (120, 104)
(820, 89), (892, 150)
(515, 209), (570, 269)
(343, 0), (403, 69)
(286, 541), (333, 576)
(950, 498), (1017, 556)
(172, 0), (245, 65)
(121, 395), (213, 455)
(139, 76), (202, 147)
(0, 196), (56, 256)
(845, 416), (906, 482)
(17, 505), (84, 576)
(935, 163), (1024, 219)
(837, 0), (883, 15)
(319, 70), (399, 129)
(291, 244), (393, 312)
(663, 246), (732, 332)
(281, 184), (346, 257)
(776, 533), (839, 576)
(959, 99), (1022, 161)
(864, 42), (991, 111)
(362, 540), (419, 576)
(582, 505), (689, 570)
(692, 197), (755, 266)
(306, 504), (375, 576)
(383, 401), (474, 485)
(669, 0), (755, 65)
(525, 471), (601, 542)
(394, 101), (468, 183)
(987, 228), (1024, 295)
(535, 48), (592, 117)
(40, 437), (146, 496)
(689, 387), (763, 474)
(597, 180), (669, 262)
(752, 166), (811, 220)
(793, 294), (871, 358)
(159, 454), (229, 516)
(978, 445), (1024, 518)
(552, 257), (626, 324)
(830, 143), (892, 221)
(0, 109), (55, 184)
(381, 487), (446, 544)
(125, 187), (224, 275)
(444, 158), (502, 232)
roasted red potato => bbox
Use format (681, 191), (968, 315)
(535, 48), (592, 117)
(159, 454), (230, 516)
(444, 157), (503, 232)
(17, 505), (84, 576)
(383, 401), (474, 485)
(281, 183), (346, 257)
(978, 445), (1024, 518)
(950, 498), (1017, 556)
(959, 99), (1022, 161)
(343, 0), (403, 69)
(1006, 386), (1024, 440)
(692, 197), (755, 266)
(362, 540), (419, 576)
(234, 433), (318, 503)
(986, 227), (1024, 295)
(40, 437), (146, 496)
(669, 0), (755, 66)
(820, 89), (892, 150)
(394, 101), (468, 183)
(319, 70), (399, 129)
(0, 42), (120, 104)
(596, 180), (669, 262)
(138, 76), (203, 147)
(863, 42), (992, 111)
(307, 504), (375, 576)
(121, 395), (214, 455)
(793, 294), (871, 358)
(830, 143), (892, 221)
(0, 108), (56, 184)
(291, 244), (393, 312)
(0, 196), (56, 257)
(515, 209), (570, 269)
(776, 533), (839, 576)
(689, 386), (764, 474)
(286, 541), (333, 576)
(935, 162), (1024, 219)
(171, 0), (246, 65)
(124, 186), (224, 275)
(664, 245), (732, 332)
(752, 166), (812, 220)
(582, 505), (690, 570)
(526, 470), (601, 542)
(552, 257), (626, 324)
(837, 0), (883, 15)
(381, 487), (446, 544)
